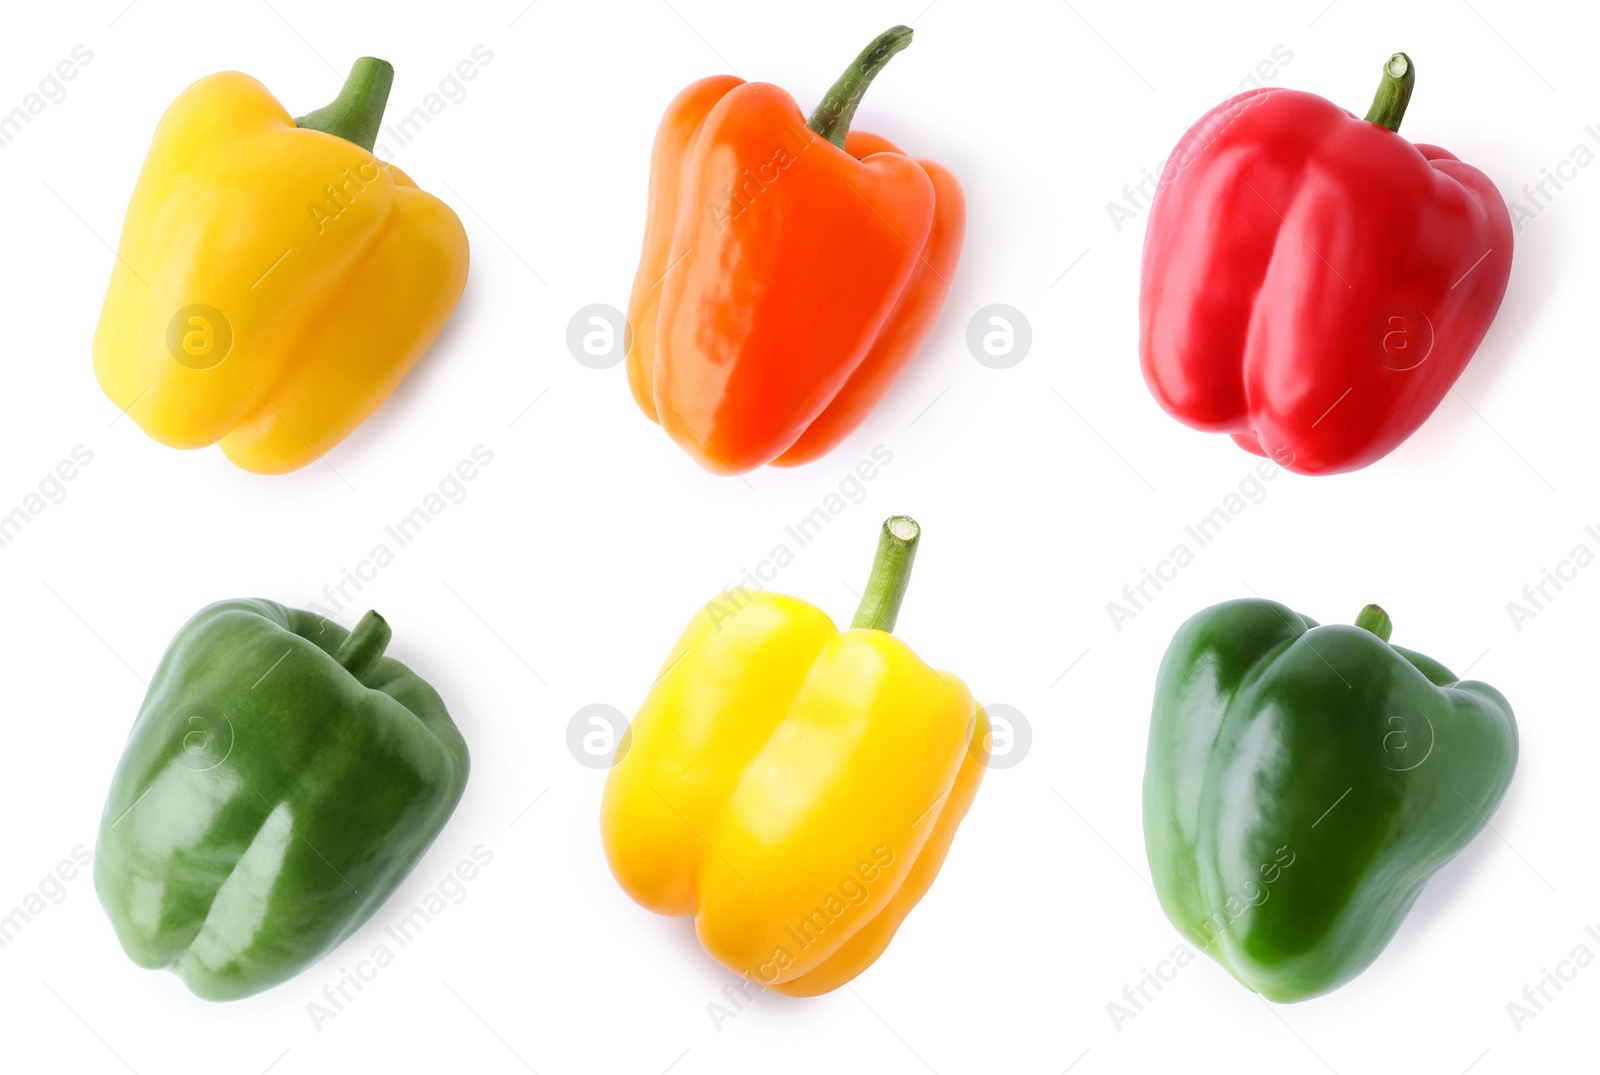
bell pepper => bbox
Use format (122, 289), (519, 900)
(601, 517), (987, 994)
(1143, 598), (1518, 1001)
(1139, 53), (1513, 474)
(93, 57), (469, 475)
(625, 26), (965, 475)
(94, 601), (469, 1000)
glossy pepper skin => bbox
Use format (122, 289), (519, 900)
(626, 26), (965, 475)
(93, 57), (469, 474)
(95, 601), (469, 1000)
(601, 518), (988, 995)
(1140, 54), (1513, 475)
(1143, 599), (1517, 1002)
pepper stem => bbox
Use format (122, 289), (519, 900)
(807, 26), (914, 149)
(1355, 604), (1393, 642)
(335, 610), (392, 681)
(1362, 52), (1415, 133)
(295, 57), (394, 152)
(851, 516), (921, 632)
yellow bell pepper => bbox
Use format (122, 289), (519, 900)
(93, 57), (468, 474)
(601, 517), (989, 996)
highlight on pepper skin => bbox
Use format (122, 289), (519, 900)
(92, 56), (470, 475)
(600, 517), (989, 994)
(1138, 52), (1513, 475)
(1143, 598), (1518, 1002)
(624, 27), (967, 476)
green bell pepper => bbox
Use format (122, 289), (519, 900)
(94, 600), (470, 1001)
(1142, 598), (1517, 1002)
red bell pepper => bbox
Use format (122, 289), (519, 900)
(625, 26), (965, 475)
(1139, 53), (1513, 475)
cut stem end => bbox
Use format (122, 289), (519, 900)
(295, 56), (395, 152)
(1355, 604), (1393, 643)
(850, 516), (921, 633)
(335, 610), (392, 681)
(1362, 52), (1415, 133)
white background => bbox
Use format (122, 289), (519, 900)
(0, 0), (1593, 1071)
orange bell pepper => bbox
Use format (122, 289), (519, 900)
(625, 26), (965, 475)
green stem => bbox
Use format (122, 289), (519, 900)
(1362, 52), (1415, 133)
(851, 516), (921, 632)
(295, 57), (394, 152)
(335, 610), (392, 681)
(1355, 604), (1393, 643)
(807, 26), (914, 149)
